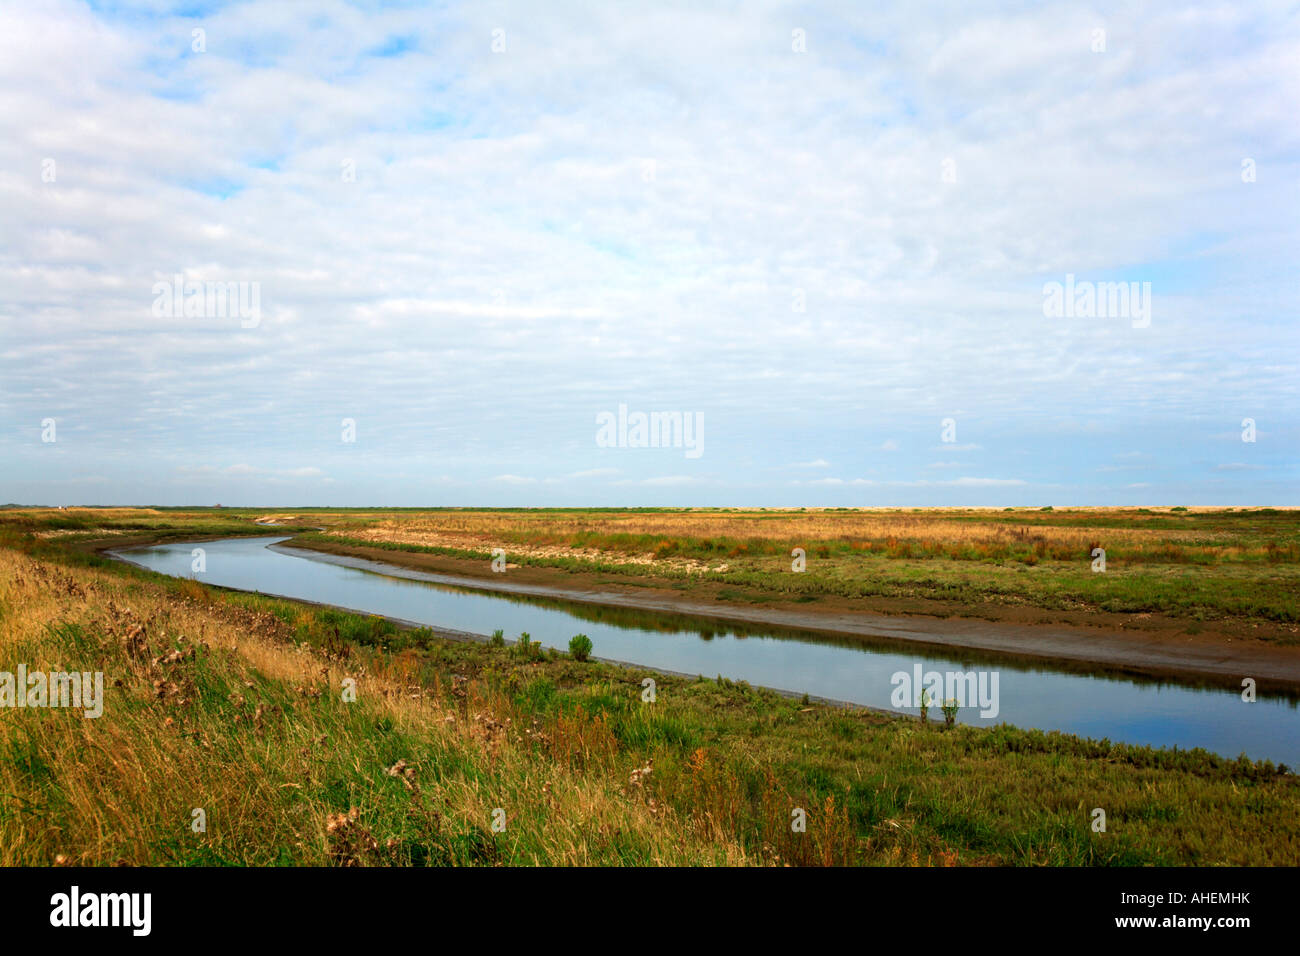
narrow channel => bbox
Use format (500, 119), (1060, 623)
(113, 535), (1300, 767)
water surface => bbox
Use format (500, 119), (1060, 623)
(114, 535), (1300, 767)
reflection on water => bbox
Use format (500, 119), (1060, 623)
(114, 536), (1299, 767)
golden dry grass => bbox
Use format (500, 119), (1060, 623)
(0, 549), (754, 866)
(324, 508), (1288, 561)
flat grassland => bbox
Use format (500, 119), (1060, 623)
(263, 506), (1300, 647)
(0, 506), (1298, 866)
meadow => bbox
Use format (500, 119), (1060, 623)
(0, 507), (1297, 866)
(272, 506), (1300, 645)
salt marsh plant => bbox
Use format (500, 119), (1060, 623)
(569, 633), (593, 662)
(513, 631), (539, 660)
(942, 698), (959, 727)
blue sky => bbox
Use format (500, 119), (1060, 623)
(1, 0), (1297, 506)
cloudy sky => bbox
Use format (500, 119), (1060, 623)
(2, 0), (1296, 507)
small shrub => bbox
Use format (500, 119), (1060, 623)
(489, 629), (505, 647)
(568, 633), (593, 662)
(514, 632), (539, 660)
(942, 698), (959, 727)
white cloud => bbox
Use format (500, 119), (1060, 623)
(1, 0), (1295, 506)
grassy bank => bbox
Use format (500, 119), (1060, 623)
(1, 522), (1297, 866)
(286, 506), (1300, 646)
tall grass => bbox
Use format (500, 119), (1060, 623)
(3, 545), (1298, 866)
(311, 508), (1300, 567)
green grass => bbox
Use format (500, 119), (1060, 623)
(299, 528), (1300, 632)
(3, 507), (1299, 866)
(232, 601), (1300, 865)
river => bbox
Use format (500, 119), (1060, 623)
(112, 535), (1299, 767)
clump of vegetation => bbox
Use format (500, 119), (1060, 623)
(512, 631), (540, 660)
(568, 633), (593, 661)
(489, 628), (505, 647)
(178, 577), (210, 603)
(941, 698), (959, 727)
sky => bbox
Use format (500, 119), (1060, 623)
(1, 0), (1297, 507)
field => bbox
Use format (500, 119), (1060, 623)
(1, 506), (1298, 866)
(230, 506), (1300, 647)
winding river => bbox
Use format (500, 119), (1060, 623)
(113, 535), (1300, 767)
